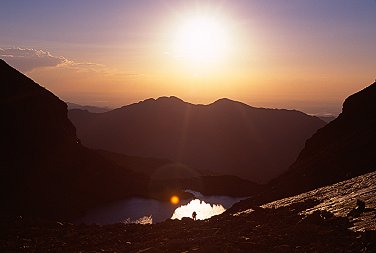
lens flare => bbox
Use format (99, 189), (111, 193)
(170, 195), (180, 205)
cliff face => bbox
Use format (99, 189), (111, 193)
(0, 59), (147, 218)
(270, 82), (376, 197)
(0, 59), (78, 155)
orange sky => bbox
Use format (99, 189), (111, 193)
(1, 1), (375, 115)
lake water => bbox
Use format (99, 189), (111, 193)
(76, 190), (245, 224)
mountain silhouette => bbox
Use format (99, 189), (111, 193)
(66, 102), (111, 113)
(262, 82), (376, 200)
(69, 96), (325, 182)
(0, 59), (149, 218)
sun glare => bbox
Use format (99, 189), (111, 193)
(173, 15), (229, 65)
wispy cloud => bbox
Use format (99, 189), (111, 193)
(0, 47), (68, 72)
(0, 47), (140, 78)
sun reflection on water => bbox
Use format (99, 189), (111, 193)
(171, 199), (226, 220)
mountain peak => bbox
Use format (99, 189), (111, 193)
(211, 98), (251, 107)
(213, 98), (235, 104)
(156, 96), (184, 103)
(136, 96), (187, 106)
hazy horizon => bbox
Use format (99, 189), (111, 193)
(66, 94), (343, 116)
(2, 0), (375, 116)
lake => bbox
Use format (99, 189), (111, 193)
(76, 190), (245, 224)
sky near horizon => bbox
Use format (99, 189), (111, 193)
(1, 0), (375, 115)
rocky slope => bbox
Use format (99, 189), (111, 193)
(2, 172), (375, 252)
(231, 171), (376, 232)
(68, 97), (325, 183)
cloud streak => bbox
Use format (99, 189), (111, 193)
(0, 47), (68, 72)
(0, 47), (142, 80)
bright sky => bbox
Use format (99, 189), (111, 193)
(1, 0), (375, 115)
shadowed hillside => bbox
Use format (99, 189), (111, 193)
(69, 97), (325, 183)
(269, 82), (376, 198)
(0, 59), (149, 219)
(232, 82), (376, 208)
(95, 149), (261, 198)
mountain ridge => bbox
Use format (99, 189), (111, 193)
(69, 95), (326, 183)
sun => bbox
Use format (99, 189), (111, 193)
(173, 15), (229, 65)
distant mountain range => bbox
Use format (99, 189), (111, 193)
(66, 102), (111, 113)
(68, 97), (326, 183)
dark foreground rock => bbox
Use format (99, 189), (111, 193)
(2, 172), (376, 252)
(1, 200), (375, 253)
